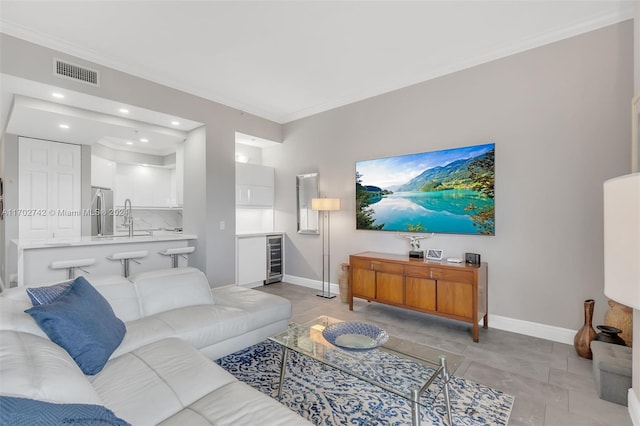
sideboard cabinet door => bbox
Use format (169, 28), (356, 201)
(351, 262), (376, 299)
(376, 272), (404, 304)
(436, 280), (474, 319)
(405, 277), (436, 311)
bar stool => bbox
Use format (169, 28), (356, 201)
(159, 246), (195, 268)
(50, 258), (96, 279)
(107, 250), (148, 278)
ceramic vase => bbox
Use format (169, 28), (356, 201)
(604, 300), (633, 347)
(574, 299), (596, 359)
(594, 325), (626, 346)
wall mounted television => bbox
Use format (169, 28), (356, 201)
(355, 142), (495, 235)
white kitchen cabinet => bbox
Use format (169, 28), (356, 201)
(236, 163), (274, 207)
(115, 163), (174, 207)
(236, 235), (267, 287)
(236, 185), (274, 206)
(91, 155), (116, 190)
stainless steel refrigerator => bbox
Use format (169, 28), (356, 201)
(91, 186), (114, 236)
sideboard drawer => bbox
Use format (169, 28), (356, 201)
(352, 258), (403, 275)
(405, 265), (431, 278)
(371, 261), (404, 275)
(351, 258), (373, 270)
(428, 268), (473, 283)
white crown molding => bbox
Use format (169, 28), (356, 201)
(283, 6), (636, 123)
(1, 3), (634, 125)
(284, 274), (576, 344)
(0, 20), (285, 123)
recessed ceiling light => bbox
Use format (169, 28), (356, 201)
(140, 138), (148, 143)
(119, 108), (129, 114)
(171, 120), (180, 126)
(59, 124), (70, 129)
(52, 93), (65, 99)
(126, 141), (133, 145)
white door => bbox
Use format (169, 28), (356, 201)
(19, 137), (82, 240)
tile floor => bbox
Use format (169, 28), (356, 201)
(258, 282), (633, 426)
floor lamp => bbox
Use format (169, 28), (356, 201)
(312, 197), (341, 299)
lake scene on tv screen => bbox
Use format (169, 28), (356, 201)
(355, 143), (495, 235)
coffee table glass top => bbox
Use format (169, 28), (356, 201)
(268, 315), (464, 407)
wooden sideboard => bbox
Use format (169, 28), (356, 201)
(348, 251), (488, 342)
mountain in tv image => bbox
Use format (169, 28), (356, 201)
(356, 143), (495, 235)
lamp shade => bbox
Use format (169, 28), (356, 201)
(311, 198), (341, 211)
(603, 173), (640, 309)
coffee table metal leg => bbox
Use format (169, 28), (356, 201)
(439, 355), (453, 425)
(276, 346), (289, 400)
(410, 387), (420, 426)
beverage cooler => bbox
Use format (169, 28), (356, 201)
(265, 234), (283, 284)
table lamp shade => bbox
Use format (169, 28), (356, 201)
(311, 198), (341, 211)
(603, 173), (640, 309)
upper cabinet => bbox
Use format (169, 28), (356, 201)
(236, 163), (274, 208)
(91, 140), (184, 209)
(115, 163), (175, 207)
(92, 156), (182, 208)
(91, 155), (116, 190)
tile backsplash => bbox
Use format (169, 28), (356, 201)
(115, 209), (183, 233)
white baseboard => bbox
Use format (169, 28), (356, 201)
(283, 274), (340, 296)
(283, 274), (576, 344)
(239, 281), (264, 289)
(629, 389), (640, 426)
(489, 314), (576, 345)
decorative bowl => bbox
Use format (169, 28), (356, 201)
(322, 322), (389, 351)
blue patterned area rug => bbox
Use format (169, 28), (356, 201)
(217, 341), (513, 425)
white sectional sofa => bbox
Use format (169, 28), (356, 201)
(0, 267), (311, 425)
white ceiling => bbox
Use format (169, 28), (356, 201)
(0, 1), (635, 125)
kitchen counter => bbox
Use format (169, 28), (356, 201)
(236, 232), (283, 238)
(10, 234), (197, 286)
(14, 233), (196, 250)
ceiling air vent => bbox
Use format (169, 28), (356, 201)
(53, 58), (100, 86)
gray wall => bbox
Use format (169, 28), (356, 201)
(0, 134), (18, 287)
(632, 0), (639, 413)
(183, 126), (207, 269)
(0, 34), (282, 286)
(264, 21), (634, 331)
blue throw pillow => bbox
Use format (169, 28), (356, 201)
(26, 280), (72, 305)
(25, 276), (126, 375)
(0, 396), (131, 426)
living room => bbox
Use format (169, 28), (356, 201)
(0, 2), (639, 425)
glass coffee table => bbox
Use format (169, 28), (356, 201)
(268, 316), (464, 426)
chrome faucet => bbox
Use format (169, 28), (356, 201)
(123, 198), (134, 238)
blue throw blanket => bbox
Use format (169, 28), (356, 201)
(0, 396), (130, 426)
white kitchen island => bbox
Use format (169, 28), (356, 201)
(11, 233), (197, 286)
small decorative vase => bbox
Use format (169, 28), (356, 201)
(574, 299), (596, 359)
(594, 325), (626, 346)
(604, 300), (633, 347)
